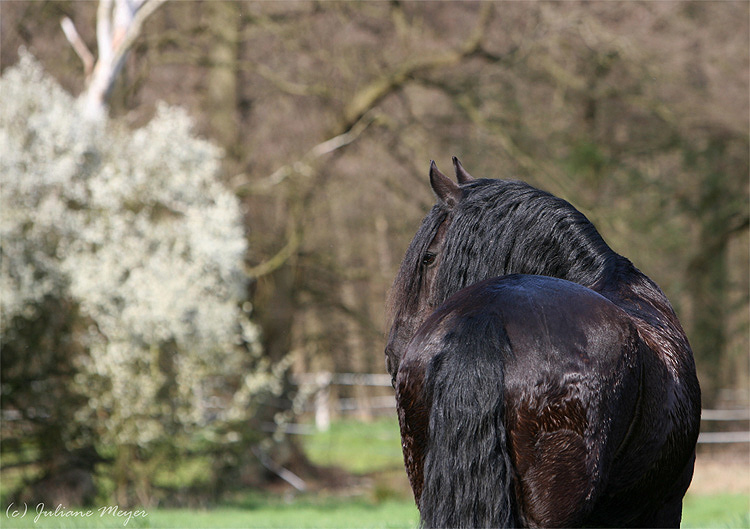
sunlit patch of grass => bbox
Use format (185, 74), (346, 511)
(682, 492), (749, 528)
(302, 415), (404, 475)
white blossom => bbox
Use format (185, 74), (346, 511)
(0, 51), (278, 449)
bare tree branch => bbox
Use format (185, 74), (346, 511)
(341, 3), (493, 130)
(237, 5), (497, 280)
(234, 109), (382, 196)
(255, 63), (329, 97)
(238, 4), (495, 198)
(108, 0), (166, 78)
(238, 110), (382, 279)
(60, 17), (95, 79)
(244, 227), (301, 279)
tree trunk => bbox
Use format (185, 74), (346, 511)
(206, 1), (241, 164)
(686, 226), (728, 404)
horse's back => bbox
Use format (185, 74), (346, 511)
(411, 274), (641, 390)
(477, 274), (639, 375)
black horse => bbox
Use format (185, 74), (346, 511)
(385, 159), (701, 528)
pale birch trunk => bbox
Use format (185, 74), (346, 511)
(61, 0), (166, 121)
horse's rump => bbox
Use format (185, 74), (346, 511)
(397, 274), (644, 527)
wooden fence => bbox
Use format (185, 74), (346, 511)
(293, 372), (394, 431)
(697, 408), (750, 444)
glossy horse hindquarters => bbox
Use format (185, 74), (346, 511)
(398, 275), (653, 527)
(492, 276), (643, 526)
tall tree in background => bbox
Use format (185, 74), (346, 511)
(0, 14), (280, 507)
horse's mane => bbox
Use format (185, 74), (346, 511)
(388, 178), (629, 323)
(435, 179), (623, 302)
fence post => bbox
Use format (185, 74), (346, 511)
(314, 372), (332, 431)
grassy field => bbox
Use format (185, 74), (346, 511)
(302, 416), (405, 475)
(2, 416), (748, 528)
(3, 494), (745, 529)
(1, 498), (419, 529)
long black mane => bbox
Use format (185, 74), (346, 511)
(390, 178), (629, 319)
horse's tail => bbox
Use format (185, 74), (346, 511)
(419, 313), (517, 529)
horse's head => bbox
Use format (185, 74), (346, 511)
(384, 158), (473, 383)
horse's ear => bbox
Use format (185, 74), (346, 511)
(452, 156), (474, 184)
(429, 160), (462, 208)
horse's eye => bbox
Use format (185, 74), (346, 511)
(422, 252), (437, 267)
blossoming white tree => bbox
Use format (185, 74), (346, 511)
(0, 52), (279, 505)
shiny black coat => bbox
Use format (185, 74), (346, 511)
(386, 162), (700, 528)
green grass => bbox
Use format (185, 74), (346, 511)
(301, 416), (404, 475)
(2, 417), (747, 528)
(0, 496), (420, 529)
(155, 498), (418, 529)
(682, 492), (749, 528)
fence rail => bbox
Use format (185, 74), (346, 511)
(700, 409), (749, 421)
(291, 372), (393, 430)
(698, 407), (749, 445)
(697, 431), (750, 444)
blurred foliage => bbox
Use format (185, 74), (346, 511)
(0, 52), (282, 507)
(0, 0), (748, 506)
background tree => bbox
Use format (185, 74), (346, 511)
(0, 51), (278, 507)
